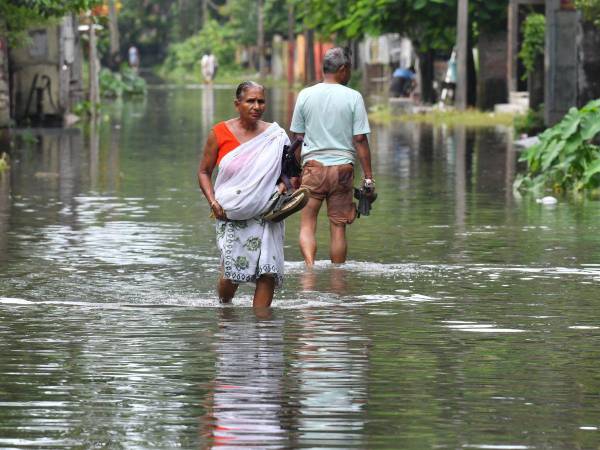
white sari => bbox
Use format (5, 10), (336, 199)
(213, 122), (289, 286)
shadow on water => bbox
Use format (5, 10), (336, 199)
(1, 87), (600, 448)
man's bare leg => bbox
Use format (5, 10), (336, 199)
(329, 222), (348, 264)
(218, 275), (238, 303)
(299, 197), (322, 267)
(253, 275), (275, 308)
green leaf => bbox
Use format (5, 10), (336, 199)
(583, 157), (600, 179)
(559, 107), (581, 140)
(580, 111), (600, 141)
(541, 140), (565, 171)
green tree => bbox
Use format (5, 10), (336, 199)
(296, 0), (507, 104)
(575, 0), (600, 26)
(0, 0), (99, 45)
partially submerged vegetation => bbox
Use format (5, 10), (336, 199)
(514, 99), (600, 193)
(99, 67), (147, 98)
(368, 104), (515, 127)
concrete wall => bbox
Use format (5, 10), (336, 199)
(545, 2), (578, 124)
(477, 31), (508, 110)
(9, 16), (82, 125)
(11, 26), (62, 122)
(578, 21), (600, 106)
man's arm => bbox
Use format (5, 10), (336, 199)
(353, 134), (373, 181)
(290, 132), (304, 189)
(291, 132), (304, 164)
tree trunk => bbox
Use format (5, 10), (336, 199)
(108, 0), (120, 69)
(200, 0), (208, 27)
(0, 34), (10, 127)
(257, 0), (266, 77)
(467, 29), (477, 107)
(89, 18), (100, 109)
(455, 0), (469, 110)
(287, 2), (295, 86)
(418, 49), (435, 104)
(305, 29), (315, 82)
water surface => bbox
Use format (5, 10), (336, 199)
(1, 86), (599, 449)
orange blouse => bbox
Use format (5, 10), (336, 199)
(213, 121), (240, 166)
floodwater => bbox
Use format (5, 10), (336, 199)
(1, 85), (600, 449)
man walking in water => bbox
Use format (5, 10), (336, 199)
(290, 47), (375, 266)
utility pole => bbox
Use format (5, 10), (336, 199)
(88, 16), (100, 112)
(257, 0), (266, 77)
(202, 0), (208, 27)
(455, 0), (468, 110)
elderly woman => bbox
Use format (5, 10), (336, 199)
(198, 81), (292, 308)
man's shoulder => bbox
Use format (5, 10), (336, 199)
(300, 83), (363, 98)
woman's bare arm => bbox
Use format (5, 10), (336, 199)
(198, 130), (227, 220)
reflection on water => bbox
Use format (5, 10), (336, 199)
(202, 309), (287, 447)
(0, 171), (9, 261)
(202, 308), (368, 449)
(1, 87), (600, 448)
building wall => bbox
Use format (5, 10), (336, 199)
(477, 31), (508, 110)
(578, 20), (600, 106)
(11, 26), (62, 122)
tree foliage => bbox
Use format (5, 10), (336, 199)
(518, 13), (545, 79)
(575, 0), (600, 26)
(162, 19), (236, 77)
(0, 0), (99, 45)
(222, 0), (288, 46)
(295, 0), (507, 51)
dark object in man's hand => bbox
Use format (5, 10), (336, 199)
(282, 138), (303, 178)
(354, 184), (377, 217)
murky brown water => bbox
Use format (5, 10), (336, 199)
(1, 86), (600, 449)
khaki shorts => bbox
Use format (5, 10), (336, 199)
(300, 160), (356, 225)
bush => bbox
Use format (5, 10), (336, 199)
(100, 66), (147, 98)
(514, 99), (600, 193)
(519, 14), (545, 79)
(514, 107), (545, 136)
(161, 19), (236, 79)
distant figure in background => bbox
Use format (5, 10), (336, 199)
(128, 45), (140, 72)
(390, 65), (416, 97)
(201, 51), (217, 84)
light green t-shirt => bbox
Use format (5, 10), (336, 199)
(290, 83), (370, 166)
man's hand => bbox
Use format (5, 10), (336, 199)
(363, 178), (377, 202)
(290, 176), (301, 190)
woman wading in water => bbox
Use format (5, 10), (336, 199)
(198, 81), (303, 307)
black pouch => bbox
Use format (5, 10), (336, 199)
(282, 138), (303, 178)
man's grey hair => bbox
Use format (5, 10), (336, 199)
(322, 47), (352, 74)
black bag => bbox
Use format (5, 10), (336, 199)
(282, 138), (303, 178)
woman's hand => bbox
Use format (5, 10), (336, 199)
(211, 201), (227, 220)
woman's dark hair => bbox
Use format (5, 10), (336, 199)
(235, 81), (263, 100)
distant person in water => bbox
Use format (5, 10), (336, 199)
(128, 45), (140, 72)
(201, 51), (217, 83)
(198, 81), (305, 307)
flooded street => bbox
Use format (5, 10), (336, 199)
(1, 86), (600, 449)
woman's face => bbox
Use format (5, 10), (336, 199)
(235, 86), (266, 122)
